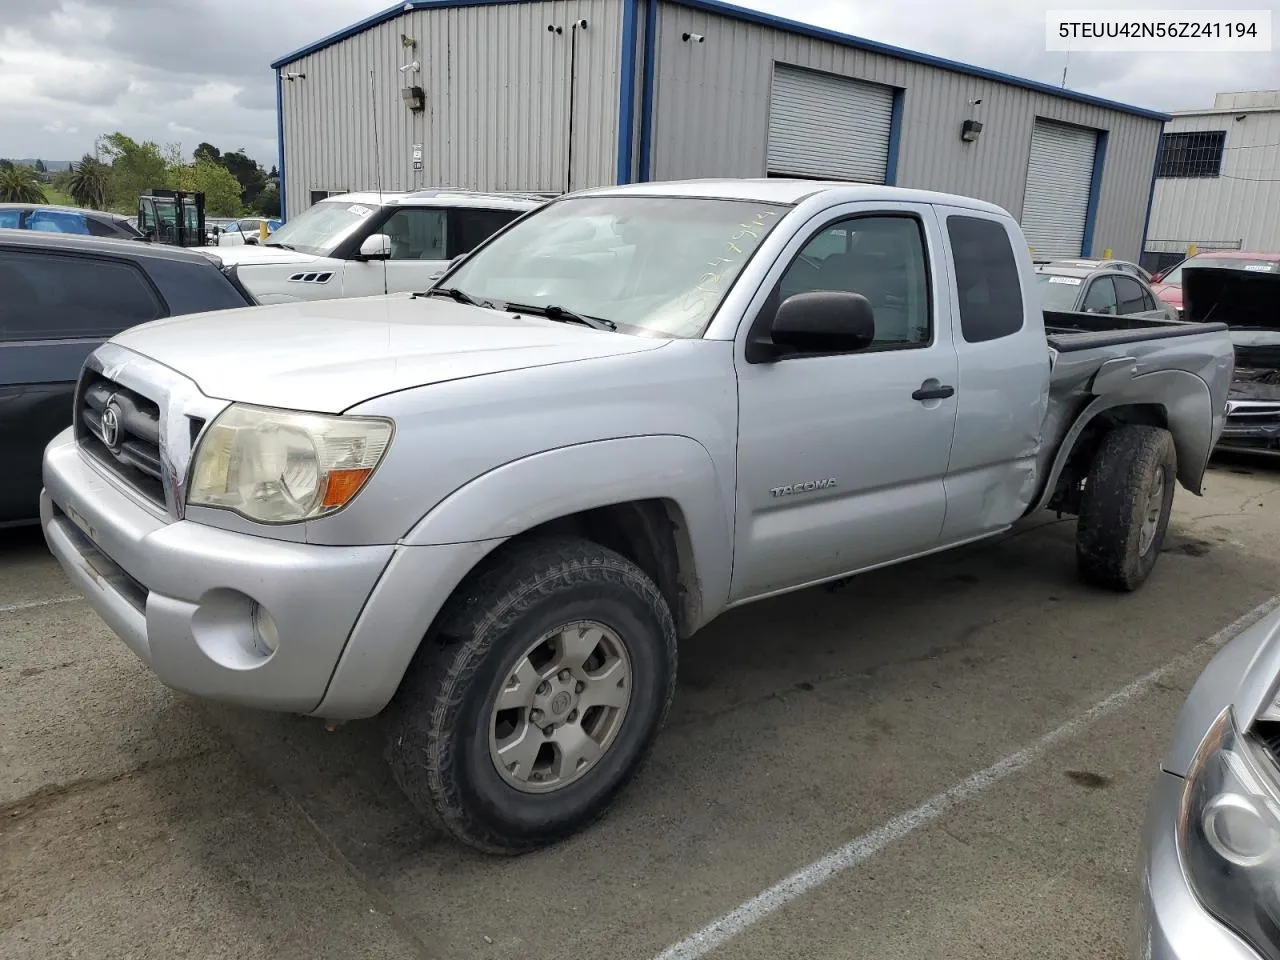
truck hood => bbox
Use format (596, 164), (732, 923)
(109, 294), (669, 413)
(200, 244), (317, 266)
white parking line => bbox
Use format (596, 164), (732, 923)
(651, 593), (1280, 960)
(0, 596), (83, 615)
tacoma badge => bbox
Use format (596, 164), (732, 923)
(770, 478), (837, 498)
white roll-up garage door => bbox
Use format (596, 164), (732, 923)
(1020, 119), (1099, 258)
(767, 64), (894, 183)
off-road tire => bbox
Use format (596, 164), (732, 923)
(1075, 424), (1177, 591)
(384, 535), (678, 855)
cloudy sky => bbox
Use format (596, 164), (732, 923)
(3, 0), (1276, 167)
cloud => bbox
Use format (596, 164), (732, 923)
(4, 0), (1277, 168)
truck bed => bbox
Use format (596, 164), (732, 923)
(1043, 309), (1229, 353)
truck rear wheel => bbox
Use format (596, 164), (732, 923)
(384, 535), (678, 854)
(1075, 424), (1177, 591)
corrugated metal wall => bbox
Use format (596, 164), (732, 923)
(646, 2), (1163, 260)
(1146, 109), (1280, 254)
(279, 0), (623, 217)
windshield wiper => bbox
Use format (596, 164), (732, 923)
(506, 302), (616, 331)
(263, 241), (296, 250)
(419, 286), (490, 308)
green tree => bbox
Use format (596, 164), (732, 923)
(219, 149), (267, 206)
(0, 159), (13, 172)
(253, 183), (280, 218)
(98, 132), (168, 211)
(167, 157), (244, 216)
(0, 165), (48, 203)
(69, 154), (110, 209)
(34, 158), (47, 175)
(194, 142), (221, 164)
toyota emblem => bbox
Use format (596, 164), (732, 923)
(100, 401), (122, 450)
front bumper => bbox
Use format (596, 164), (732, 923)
(1219, 397), (1280, 454)
(1136, 770), (1262, 960)
(42, 427), (499, 718)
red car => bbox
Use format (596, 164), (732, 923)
(1151, 250), (1280, 316)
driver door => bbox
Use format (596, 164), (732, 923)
(730, 203), (959, 602)
(342, 207), (448, 297)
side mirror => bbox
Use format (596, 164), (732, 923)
(358, 233), (392, 260)
(761, 291), (876, 358)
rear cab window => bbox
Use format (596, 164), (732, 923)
(0, 249), (165, 342)
(946, 215), (1025, 342)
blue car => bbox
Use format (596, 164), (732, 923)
(0, 204), (146, 241)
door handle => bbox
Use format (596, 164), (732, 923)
(912, 383), (955, 402)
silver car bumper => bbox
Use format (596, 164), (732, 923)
(41, 427), (499, 718)
(1137, 770), (1262, 960)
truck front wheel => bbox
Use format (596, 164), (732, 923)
(384, 536), (678, 854)
(1075, 424), (1177, 591)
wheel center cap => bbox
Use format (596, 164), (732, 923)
(550, 691), (573, 715)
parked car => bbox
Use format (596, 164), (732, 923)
(40, 179), (1234, 854)
(1137, 601), (1280, 960)
(0, 204), (146, 241)
(215, 217), (282, 246)
(0, 229), (255, 525)
(1038, 256), (1153, 282)
(1176, 254), (1280, 456)
(1034, 261), (1179, 322)
(1151, 252), (1280, 318)
(200, 190), (546, 303)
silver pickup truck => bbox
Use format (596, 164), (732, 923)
(40, 179), (1234, 854)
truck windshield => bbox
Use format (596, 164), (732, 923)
(264, 199), (379, 256)
(1036, 273), (1085, 310)
(442, 195), (789, 339)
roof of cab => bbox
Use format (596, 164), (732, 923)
(573, 178), (1014, 216)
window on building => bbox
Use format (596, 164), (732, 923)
(946, 215), (1025, 343)
(1156, 131), (1226, 178)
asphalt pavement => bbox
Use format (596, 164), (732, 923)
(3, 455), (1278, 960)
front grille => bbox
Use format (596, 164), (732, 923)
(77, 372), (166, 507)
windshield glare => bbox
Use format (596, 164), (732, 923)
(443, 196), (788, 338)
(265, 199), (379, 256)
(1036, 273), (1084, 310)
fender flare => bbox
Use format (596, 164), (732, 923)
(401, 435), (735, 629)
(1032, 368), (1214, 514)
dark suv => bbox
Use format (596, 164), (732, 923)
(0, 230), (257, 525)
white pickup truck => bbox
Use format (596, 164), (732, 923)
(41, 179), (1234, 854)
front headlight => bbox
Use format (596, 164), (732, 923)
(1179, 707), (1280, 960)
(188, 403), (393, 524)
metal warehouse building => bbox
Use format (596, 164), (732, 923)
(1144, 90), (1280, 272)
(272, 0), (1170, 260)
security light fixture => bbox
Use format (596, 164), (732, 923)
(683, 31), (705, 42)
(402, 84), (425, 111)
(961, 119), (983, 142)
(283, 71), (306, 81)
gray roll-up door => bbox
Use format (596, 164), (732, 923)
(1020, 119), (1099, 258)
(767, 64), (894, 183)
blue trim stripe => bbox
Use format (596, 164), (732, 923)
(1138, 130), (1165, 257)
(638, 0), (659, 181)
(884, 88), (904, 186)
(617, 0), (640, 184)
(272, 0), (1170, 123)
(275, 72), (287, 221)
(1080, 129), (1108, 256)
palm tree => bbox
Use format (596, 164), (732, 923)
(69, 155), (110, 209)
(0, 165), (47, 204)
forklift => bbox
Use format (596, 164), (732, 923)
(136, 189), (206, 246)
